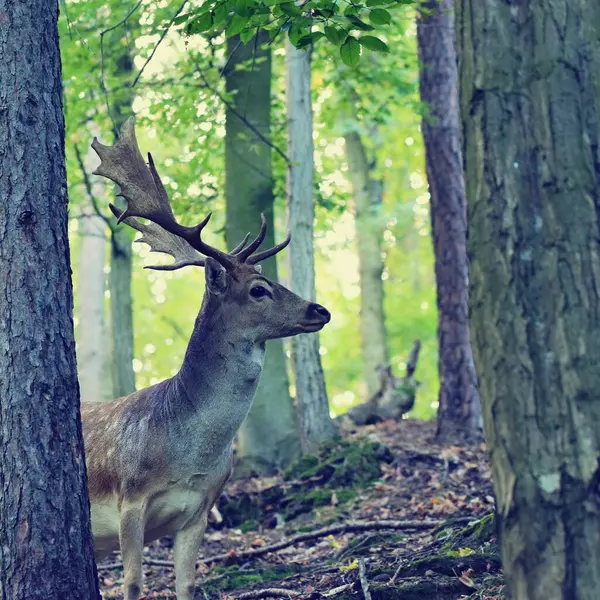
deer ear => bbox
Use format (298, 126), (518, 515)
(205, 257), (228, 295)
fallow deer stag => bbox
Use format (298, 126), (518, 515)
(83, 117), (331, 600)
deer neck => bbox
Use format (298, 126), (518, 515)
(172, 294), (265, 450)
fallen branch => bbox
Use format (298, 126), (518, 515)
(236, 588), (300, 599)
(97, 518), (455, 571)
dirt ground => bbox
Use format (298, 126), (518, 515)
(97, 419), (504, 599)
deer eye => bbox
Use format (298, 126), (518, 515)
(250, 285), (269, 299)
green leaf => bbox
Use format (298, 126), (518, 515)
(366, 0), (388, 6)
(344, 4), (360, 16)
(173, 12), (193, 25)
(186, 11), (213, 34)
(235, 0), (250, 16)
(346, 15), (374, 30)
(280, 2), (303, 16)
(358, 35), (389, 52)
(226, 13), (249, 36)
(240, 27), (256, 42)
(340, 35), (360, 67)
(324, 25), (344, 46)
(213, 3), (229, 26)
(369, 8), (391, 24)
(295, 31), (325, 48)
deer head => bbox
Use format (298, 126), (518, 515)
(91, 117), (330, 343)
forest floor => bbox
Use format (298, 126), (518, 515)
(97, 419), (504, 600)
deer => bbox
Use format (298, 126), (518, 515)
(82, 117), (331, 600)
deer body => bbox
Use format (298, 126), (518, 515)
(84, 118), (331, 600)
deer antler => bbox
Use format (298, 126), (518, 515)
(92, 117), (291, 270)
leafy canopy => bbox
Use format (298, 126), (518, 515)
(175, 0), (414, 66)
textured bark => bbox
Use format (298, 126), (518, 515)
(343, 130), (389, 397)
(0, 1), (100, 598)
(456, 0), (600, 597)
(77, 126), (111, 402)
(108, 49), (136, 399)
(286, 42), (336, 452)
(417, 0), (482, 443)
(225, 33), (301, 473)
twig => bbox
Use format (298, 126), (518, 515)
(73, 143), (113, 229)
(237, 589), (300, 599)
(132, 0), (189, 87)
(97, 518), (449, 572)
(197, 70), (291, 165)
(358, 559), (372, 600)
(324, 584), (354, 597)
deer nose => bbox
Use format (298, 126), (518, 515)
(307, 303), (331, 322)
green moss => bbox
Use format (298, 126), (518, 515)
(204, 565), (302, 593)
(440, 514), (497, 555)
(239, 519), (259, 533)
(284, 436), (393, 488)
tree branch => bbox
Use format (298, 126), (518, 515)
(97, 518), (459, 571)
(197, 69), (291, 165)
(73, 143), (114, 230)
(99, 0), (144, 131)
(131, 0), (189, 87)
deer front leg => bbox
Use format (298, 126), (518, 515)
(119, 501), (146, 600)
(173, 512), (208, 600)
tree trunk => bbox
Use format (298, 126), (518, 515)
(286, 41), (336, 452)
(225, 33), (301, 473)
(108, 47), (136, 399)
(109, 226), (135, 397)
(343, 130), (389, 397)
(0, 1), (100, 598)
(77, 126), (111, 403)
(456, 0), (600, 597)
(417, 0), (481, 443)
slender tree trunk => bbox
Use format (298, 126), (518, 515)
(286, 41), (335, 452)
(457, 0), (600, 597)
(108, 47), (136, 399)
(417, 0), (481, 443)
(78, 127), (111, 402)
(225, 33), (301, 473)
(344, 130), (389, 397)
(109, 226), (135, 397)
(0, 1), (100, 597)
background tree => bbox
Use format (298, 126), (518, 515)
(76, 125), (111, 402)
(225, 33), (301, 473)
(416, 0), (481, 442)
(457, 0), (600, 596)
(343, 119), (389, 398)
(0, 1), (100, 597)
(286, 39), (336, 451)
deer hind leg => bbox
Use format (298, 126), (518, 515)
(119, 500), (147, 600)
(173, 512), (209, 600)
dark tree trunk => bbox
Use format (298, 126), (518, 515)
(417, 0), (482, 444)
(0, 1), (100, 598)
(225, 33), (301, 473)
(457, 0), (600, 597)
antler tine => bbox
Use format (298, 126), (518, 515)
(92, 117), (236, 270)
(236, 214), (267, 261)
(230, 233), (250, 255)
(109, 204), (205, 271)
(246, 230), (292, 265)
